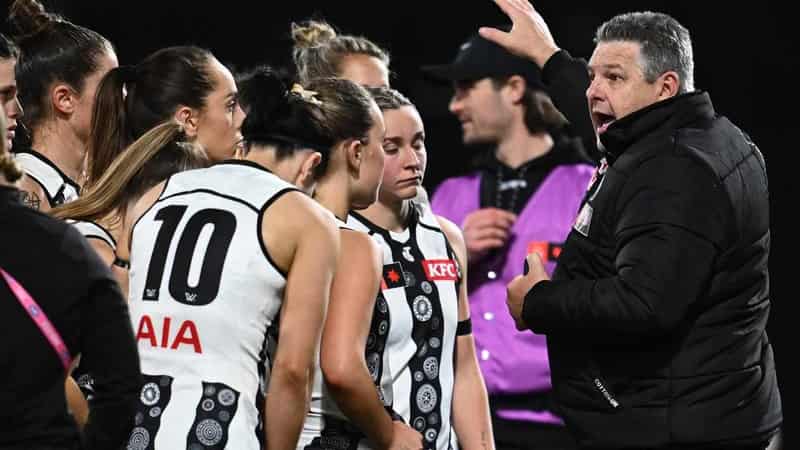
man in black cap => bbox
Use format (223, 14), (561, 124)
(423, 21), (596, 450)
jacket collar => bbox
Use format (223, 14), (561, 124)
(600, 91), (715, 160)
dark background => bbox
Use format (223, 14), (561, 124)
(3, 0), (794, 444)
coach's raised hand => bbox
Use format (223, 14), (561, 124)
(479, 0), (559, 68)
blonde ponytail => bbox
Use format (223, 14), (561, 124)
(52, 121), (200, 222)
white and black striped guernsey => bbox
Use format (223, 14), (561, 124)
(299, 215), (376, 449)
(127, 160), (299, 450)
(14, 150), (80, 207)
(299, 202), (461, 450)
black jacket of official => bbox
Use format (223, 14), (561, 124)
(0, 185), (142, 450)
(522, 92), (782, 449)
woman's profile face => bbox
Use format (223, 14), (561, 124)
(194, 57), (245, 162)
(73, 45), (119, 143)
(350, 102), (386, 210)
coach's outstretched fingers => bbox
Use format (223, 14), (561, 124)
(479, 0), (560, 67)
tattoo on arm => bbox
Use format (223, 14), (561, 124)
(481, 430), (490, 450)
(19, 191), (41, 210)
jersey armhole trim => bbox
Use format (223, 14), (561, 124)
(442, 232), (464, 294)
(257, 187), (301, 280)
(81, 220), (118, 248)
(84, 234), (116, 254)
(349, 210), (393, 243)
(417, 221), (447, 235)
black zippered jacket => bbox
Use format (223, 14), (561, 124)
(522, 92), (782, 448)
(0, 186), (142, 449)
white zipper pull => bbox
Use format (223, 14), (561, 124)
(593, 377), (620, 408)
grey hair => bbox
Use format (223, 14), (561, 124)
(595, 11), (694, 93)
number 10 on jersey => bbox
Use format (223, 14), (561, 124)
(142, 204), (236, 305)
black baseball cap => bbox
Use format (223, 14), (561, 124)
(421, 26), (545, 90)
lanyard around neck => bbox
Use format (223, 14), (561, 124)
(1, 268), (72, 372)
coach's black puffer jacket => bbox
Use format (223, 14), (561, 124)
(522, 92), (782, 449)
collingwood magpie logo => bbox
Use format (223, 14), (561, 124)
(402, 246), (414, 262)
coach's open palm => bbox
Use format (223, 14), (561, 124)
(479, 0), (559, 67)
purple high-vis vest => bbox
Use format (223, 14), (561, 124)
(431, 164), (594, 424)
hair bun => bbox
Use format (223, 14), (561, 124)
(238, 66), (292, 139)
(290, 20), (337, 49)
(8, 0), (60, 40)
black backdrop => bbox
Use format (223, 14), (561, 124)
(2, 0), (794, 443)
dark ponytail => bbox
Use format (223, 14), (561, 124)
(86, 66), (129, 188)
(237, 66), (377, 180)
(85, 46), (215, 188)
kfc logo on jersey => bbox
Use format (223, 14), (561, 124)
(423, 259), (459, 281)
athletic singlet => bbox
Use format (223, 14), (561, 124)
(127, 160), (299, 450)
(299, 203), (461, 450)
(299, 216), (391, 450)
